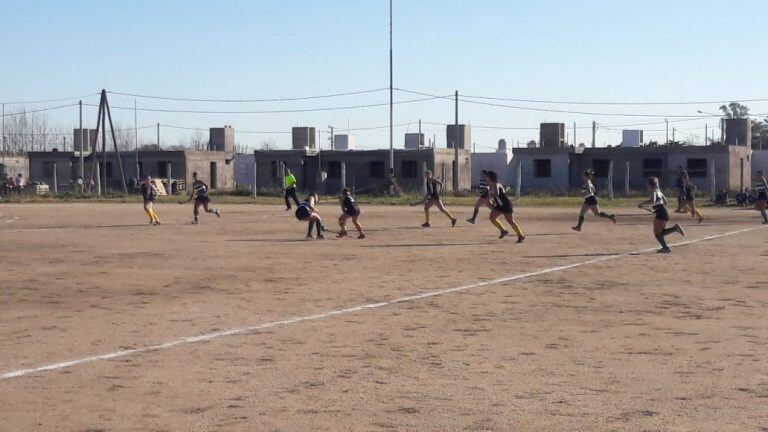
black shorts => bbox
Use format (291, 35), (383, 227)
(195, 196), (210, 205)
(295, 206), (310, 220)
(758, 192), (768, 201)
(344, 208), (360, 217)
(584, 195), (598, 206)
(143, 198), (155, 204)
(494, 202), (513, 215)
(479, 191), (489, 199)
(653, 205), (669, 222)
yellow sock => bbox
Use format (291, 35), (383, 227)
(145, 209), (154, 222)
(509, 221), (524, 237)
(443, 210), (455, 220)
(424, 210), (430, 224)
(694, 209), (703, 219)
(152, 209), (160, 222)
(491, 217), (506, 232)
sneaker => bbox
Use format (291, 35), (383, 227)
(466, 218), (475, 224)
(499, 230), (509, 239)
(357, 233), (366, 239)
(698, 217), (704, 224)
(571, 226), (581, 232)
(516, 235), (526, 243)
(610, 214), (617, 224)
(421, 222), (430, 228)
(657, 247), (672, 253)
(191, 220), (199, 225)
(336, 231), (348, 238)
(675, 224), (685, 237)
(306, 235), (314, 241)
(317, 234), (326, 240)
(153, 221), (162, 226)
(451, 218), (457, 227)
(215, 209), (221, 218)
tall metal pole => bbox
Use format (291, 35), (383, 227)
(79, 101), (84, 181)
(388, 0), (394, 173)
(102, 102), (107, 194)
(573, 122), (576, 146)
(672, 127), (675, 143)
(2, 103), (5, 165)
(720, 118), (724, 144)
(157, 122), (160, 150)
(591, 121), (596, 148)
(705, 123), (708, 146)
(453, 90), (459, 191)
(665, 119), (669, 144)
(135, 100), (139, 179)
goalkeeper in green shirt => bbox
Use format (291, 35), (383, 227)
(283, 168), (301, 210)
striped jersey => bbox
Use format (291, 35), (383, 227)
(581, 180), (595, 197)
(192, 180), (209, 198)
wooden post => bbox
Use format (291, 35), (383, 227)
(53, 163), (58, 195)
(624, 161), (630, 196)
(515, 161), (522, 199)
(253, 160), (258, 198)
(710, 160), (716, 202)
(166, 162), (172, 196)
(607, 160), (614, 200)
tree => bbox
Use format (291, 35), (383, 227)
(719, 102), (750, 119)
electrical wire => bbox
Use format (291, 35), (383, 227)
(0, 94), (98, 105)
(1, 103), (79, 117)
(458, 93), (768, 106)
(107, 88), (389, 103)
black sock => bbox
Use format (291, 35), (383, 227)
(599, 212), (612, 219)
(307, 221), (314, 237)
(576, 215), (585, 228)
(471, 207), (479, 220)
(661, 227), (677, 237)
(316, 220), (323, 236)
(655, 233), (668, 248)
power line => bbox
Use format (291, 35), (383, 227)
(107, 88), (389, 103)
(1, 103), (79, 117)
(82, 95), (446, 114)
(0, 94), (99, 105)
(458, 93), (768, 106)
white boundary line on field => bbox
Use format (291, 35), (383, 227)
(1, 225), (764, 380)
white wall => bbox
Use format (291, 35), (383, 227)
(470, 150), (513, 186)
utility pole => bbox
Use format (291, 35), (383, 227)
(705, 123), (708, 146)
(2, 103), (5, 165)
(329, 126), (335, 150)
(79, 100), (84, 181)
(453, 90), (459, 191)
(665, 119), (669, 144)
(591, 121), (596, 148)
(720, 117), (725, 145)
(418, 118), (422, 147)
(388, 0), (394, 175)
(157, 122), (160, 150)
(573, 122), (576, 146)
(672, 127), (676, 143)
(134, 100), (139, 179)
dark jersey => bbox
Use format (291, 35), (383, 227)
(426, 179), (441, 199)
(684, 183), (696, 201)
(342, 195), (360, 215)
(140, 182), (157, 201)
(192, 180), (209, 199)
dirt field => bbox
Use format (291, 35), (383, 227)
(1, 202), (766, 431)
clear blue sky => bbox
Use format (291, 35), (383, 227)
(1, 0), (766, 150)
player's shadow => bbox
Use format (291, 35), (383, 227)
(227, 238), (309, 243)
(361, 242), (491, 248)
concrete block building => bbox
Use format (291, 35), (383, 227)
(236, 147), (471, 195)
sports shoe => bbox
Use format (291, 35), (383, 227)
(610, 214), (617, 224)
(421, 222), (430, 228)
(215, 209), (221, 217)
(357, 233), (366, 239)
(498, 230), (509, 239)
(191, 220), (199, 225)
(571, 226), (581, 232)
(153, 221), (162, 226)
(698, 217), (704, 224)
(466, 218), (475, 224)
(306, 235), (314, 241)
(317, 234), (326, 240)
(451, 218), (457, 227)
(516, 235), (526, 243)
(675, 224), (685, 237)
(336, 231), (348, 238)
(657, 247), (671, 253)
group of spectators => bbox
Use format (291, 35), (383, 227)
(2, 173), (26, 196)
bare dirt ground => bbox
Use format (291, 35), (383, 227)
(0, 202), (766, 431)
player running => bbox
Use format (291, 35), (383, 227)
(337, 188), (365, 239)
(296, 192), (324, 240)
(682, 174), (704, 224)
(571, 169), (616, 231)
(466, 170), (492, 224)
(638, 177), (684, 253)
(487, 170), (525, 242)
(139, 175), (161, 226)
(185, 172), (221, 224)
(753, 170), (768, 224)
(421, 170), (457, 228)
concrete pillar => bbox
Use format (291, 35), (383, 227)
(166, 162), (172, 196)
(340, 161), (346, 192)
